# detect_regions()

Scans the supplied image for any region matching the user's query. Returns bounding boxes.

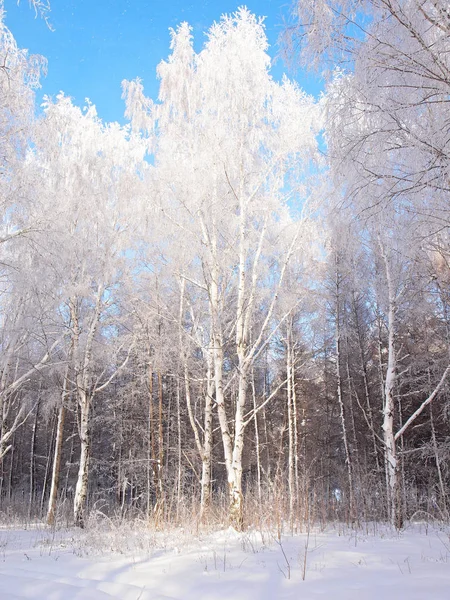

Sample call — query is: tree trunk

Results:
[176,379,182,520]
[229,363,247,530]
[47,403,66,525]
[287,323,296,531]
[430,401,447,516]
[155,371,164,523]
[210,263,234,521]
[147,364,154,518]
[381,249,402,529]
[200,356,214,518]
[74,395,90,527]
[40,413,56,515]
[72,287,103,527]
[251,372,262,505]
[352,292,380,471]
[28,396,40,519]
[47,361,71,525]
[334,260,354,519]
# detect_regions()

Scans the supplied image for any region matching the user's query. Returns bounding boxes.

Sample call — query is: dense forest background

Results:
[0,0,449,531]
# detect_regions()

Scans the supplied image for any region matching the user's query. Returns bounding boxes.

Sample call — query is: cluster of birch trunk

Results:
[0,4,449,530]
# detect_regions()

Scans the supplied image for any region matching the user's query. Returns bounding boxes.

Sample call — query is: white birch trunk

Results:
[430,402,447,516]
[28,396,40,519]
[47,334,74,525]
[292,357,300,524]
[46,390,66,525]
[200,355,214,516]
[179,277,214,519]
[209,250,233,484]
[352,293,380,471]
[287,323,296,531]
[74,394,90,527]
[251,372,262,504]
[380,247,401,529]
[229,363,247,529]
[73,287,102,527]
[71,286,132,527]
[228,188,251,530]
[334,261,354,519]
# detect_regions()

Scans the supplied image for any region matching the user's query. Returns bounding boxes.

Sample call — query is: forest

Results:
[0,0,449,536]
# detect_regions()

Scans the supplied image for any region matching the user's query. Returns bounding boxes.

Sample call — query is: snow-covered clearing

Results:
[0,522,449,599]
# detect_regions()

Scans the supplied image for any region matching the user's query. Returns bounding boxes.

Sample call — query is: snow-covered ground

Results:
[0,521,449,599]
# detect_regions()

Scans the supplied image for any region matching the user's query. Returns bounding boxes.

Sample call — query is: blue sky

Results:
[4,0,322,124]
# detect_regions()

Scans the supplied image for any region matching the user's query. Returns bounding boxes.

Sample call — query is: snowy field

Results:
[0,521,449,599]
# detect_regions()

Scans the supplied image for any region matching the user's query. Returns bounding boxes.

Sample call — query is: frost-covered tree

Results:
[0,5,46,248]
[287,0,450,526]
[123,7,320,528]
[0,5,55,474]
[289,0,450,222]
[26,94,146,526]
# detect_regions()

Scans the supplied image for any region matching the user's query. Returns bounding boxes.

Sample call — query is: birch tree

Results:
[0,214,64,470]
[287,0,450,525]
[0,6,46,248]
[28,94,145,526]
[289,0,450,228]
[123,7,319,528]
